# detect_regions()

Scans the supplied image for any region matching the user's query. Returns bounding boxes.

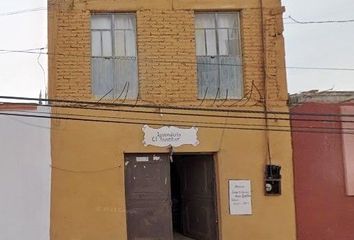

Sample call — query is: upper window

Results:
[195,12,243,99]
[91,14,138,99]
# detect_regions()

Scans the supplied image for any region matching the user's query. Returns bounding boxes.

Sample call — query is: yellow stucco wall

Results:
[48,0,296,239]
[50,107,295,240]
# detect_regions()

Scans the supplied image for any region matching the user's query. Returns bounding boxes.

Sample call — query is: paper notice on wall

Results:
[229,180,252,215]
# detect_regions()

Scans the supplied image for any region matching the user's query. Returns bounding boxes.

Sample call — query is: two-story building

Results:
[48,0,296,239]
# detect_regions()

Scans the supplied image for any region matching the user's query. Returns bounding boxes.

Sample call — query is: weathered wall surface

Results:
[50,106,296,240]
[48,0,288,105]
[291,103,354,240]
[48,0,295,239]
[0,105,51,240]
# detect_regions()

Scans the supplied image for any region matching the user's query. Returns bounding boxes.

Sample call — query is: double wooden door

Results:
[124,154,218,240]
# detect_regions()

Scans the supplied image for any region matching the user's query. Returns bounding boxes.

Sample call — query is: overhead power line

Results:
[30,101,354,125]
[0,7,46,17]
[285,16,354,25]
[11,108,354,133]
[1,48,354,72]
[2,96,354,131]
[1,110,354,135]
[3,95,354,119]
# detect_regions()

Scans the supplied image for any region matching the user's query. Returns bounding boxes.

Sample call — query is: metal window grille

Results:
[91,13,138,99]
[195,12,243,99]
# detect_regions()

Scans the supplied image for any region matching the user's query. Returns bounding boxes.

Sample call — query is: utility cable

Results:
[13,108,354,133]
[1,48,354,72]
[2,95,354,119]
[0,7,46,17]
[33,102,354,125]
[286,16,354,25]
[1,107,354,135]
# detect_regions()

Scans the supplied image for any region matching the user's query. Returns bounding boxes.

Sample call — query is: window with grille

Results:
[195,12,243,99]
[91,13,138,99]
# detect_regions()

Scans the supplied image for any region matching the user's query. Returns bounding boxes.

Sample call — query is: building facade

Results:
[290,91,354,240]
[48,0,296,239]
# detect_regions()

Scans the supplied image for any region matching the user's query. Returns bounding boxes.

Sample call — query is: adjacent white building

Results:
[0,104,51,240]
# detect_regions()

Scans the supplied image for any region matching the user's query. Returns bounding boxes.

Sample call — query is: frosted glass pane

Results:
[125,31,136,57]
[228,30,240,56]
[114,15,135,30]
[195,14,215,28]
[206,29,216,56]
[218,29,229,55]
[115,30,125,56]
[217,13,237,28]
[114,59,138,99]
[91,15,111,29]
[195,30,206,56]
[102,31,112,57]
[91,31,101,56]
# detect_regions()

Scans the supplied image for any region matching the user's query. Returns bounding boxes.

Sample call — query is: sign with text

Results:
[142,125,199,147]
[229,180,252,215]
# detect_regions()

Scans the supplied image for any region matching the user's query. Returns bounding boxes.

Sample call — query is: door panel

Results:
[179,155,218,240]
[125,154,173,240]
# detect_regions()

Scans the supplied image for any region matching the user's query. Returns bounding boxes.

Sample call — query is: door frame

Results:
[172,152,221,240]
[123,152,221,240]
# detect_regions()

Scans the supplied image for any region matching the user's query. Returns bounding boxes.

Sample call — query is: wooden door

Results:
[125,153,173,240]
[179,155,218,240]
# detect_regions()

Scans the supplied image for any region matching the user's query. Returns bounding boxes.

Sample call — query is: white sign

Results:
[142,125,199,147]
[229,180,252,215]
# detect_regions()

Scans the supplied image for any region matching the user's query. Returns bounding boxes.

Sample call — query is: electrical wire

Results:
[0,7,46,17]
[1,48,354,72]
[286,16,354,25]
[35,102,354,125]
[13,108,354,133]
[2,105,354,135]
[2,95,354,119]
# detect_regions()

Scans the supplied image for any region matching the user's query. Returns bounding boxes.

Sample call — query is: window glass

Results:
[91,15,111,30]
[218,29,229,56]
[228,29,239,56]
[101,31,112,57]
[114,14,135,30]
[205,29,217,56]
[217,14,236,28]
[195,14,215,28]
[91,14,138,99]
[125,31,136,57]
[114,30,125,56]
[195,12,243,99]
[195,30,206,56]
[91,31,101,56]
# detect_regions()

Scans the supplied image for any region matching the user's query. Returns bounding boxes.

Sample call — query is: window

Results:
[91,14,138,99]
[195,12,243,99]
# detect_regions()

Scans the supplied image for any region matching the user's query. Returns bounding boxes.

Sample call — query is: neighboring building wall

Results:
[291,102,354,240]
[0,105,51,240]
[340,105,354,196]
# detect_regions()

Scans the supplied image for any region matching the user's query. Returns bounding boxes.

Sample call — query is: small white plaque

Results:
[229,180,252,215]
[142,125,199,147]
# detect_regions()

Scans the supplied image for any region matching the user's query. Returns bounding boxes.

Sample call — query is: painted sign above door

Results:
[142,125,199,147]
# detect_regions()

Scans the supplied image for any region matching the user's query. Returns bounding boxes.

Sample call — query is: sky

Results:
[0,0,353,99]
[283,0,354,93]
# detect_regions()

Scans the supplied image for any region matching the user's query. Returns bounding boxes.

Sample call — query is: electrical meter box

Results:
[265,164,281,195]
